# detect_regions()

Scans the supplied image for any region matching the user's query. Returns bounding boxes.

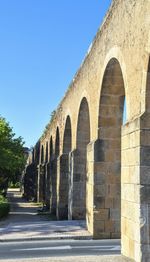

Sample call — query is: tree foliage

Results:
[0,117,26,193]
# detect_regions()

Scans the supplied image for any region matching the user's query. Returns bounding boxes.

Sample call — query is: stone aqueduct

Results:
[24,0,150,261]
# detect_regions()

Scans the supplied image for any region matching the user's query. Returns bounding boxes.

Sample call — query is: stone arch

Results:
[45,141,50,209]
[63,116,72,154]
[51,127,60,215]
[49,135,53,211]
[74,97,90,219]
[57,115,72,219]
[38,144,45,203]
[50,136,53,160]
[45,141,48,163]
[55,127,60,157]
[41,145,44,164]
[95,57,125,238]
[35,141,40,165]
[98,47,129,123]
[77,97,90,150]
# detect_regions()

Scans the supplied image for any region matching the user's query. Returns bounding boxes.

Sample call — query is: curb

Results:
[0,235,92,243]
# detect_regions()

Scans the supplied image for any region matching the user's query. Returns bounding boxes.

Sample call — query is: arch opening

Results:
[41,145,44,164]
[35,142,40,165]
[55,127,60,157]
[45,141,49,209]
[57,116,72,220]
[45,142,48,163]
[63,116,72,154]
[97,58,125,238]
[50,136,53,161]
[75,97,90,219]
[49,136,54,213]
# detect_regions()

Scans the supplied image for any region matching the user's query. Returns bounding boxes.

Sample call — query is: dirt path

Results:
[0,189,49,226]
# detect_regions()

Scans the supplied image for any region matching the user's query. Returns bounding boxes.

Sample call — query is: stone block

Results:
[140,185,150,204]
[104,220,115,232]
[121,118,140,137]
[94,196,105,208]
[121,135,130,150]
[140,166,150,184]
[105,197,114,208]
[94,221,105,232]
[140,146,150,166]
[94,185,106,197]
[94,172,106,184]
[121,166,140,184]
[105,149,116,162]
[121,200,140,223]
[113,197,121,208]
[93,232,110,239]
[106,183,121,197]
[94,209,109,220]
[122,183,136,202]
[110,208,120,220]
[122,147,140,166]
[113,220,120,233]
[141,129,150,146]
[99,117,118,127]
[98,127,121,140]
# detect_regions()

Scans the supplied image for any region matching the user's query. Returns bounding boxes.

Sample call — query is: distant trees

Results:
[0,116,26,195]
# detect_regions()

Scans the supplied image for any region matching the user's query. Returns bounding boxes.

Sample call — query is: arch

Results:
[97,57,125,238]
[98,58,125,129]
[50,136,53,160]
[35,141,40,164]
[63,116,72,154]
[74,97,90,219]
[98,47,128,122]
[57,115,72,220]
[45,141,48,163]
[41,145,44,164]
[77,97,90,150]
[55,127,60,157]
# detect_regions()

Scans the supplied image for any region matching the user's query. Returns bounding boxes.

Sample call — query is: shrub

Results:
[0,195,10,219]
[9,181,20,188]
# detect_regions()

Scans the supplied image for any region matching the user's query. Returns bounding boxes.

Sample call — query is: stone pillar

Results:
[68,152,73,220]
[121,114,150,262]
[49,160,53,212]
[45,162,50,209]
[86,142,94,234]
[23,163,38,201]
[87,139,121,239]
[37,164,45,203]
[50,158,57,215]
[56,154,69,220]
[68,149,86,220]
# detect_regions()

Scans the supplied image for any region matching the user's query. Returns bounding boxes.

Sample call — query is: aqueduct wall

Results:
[24,0,150,261]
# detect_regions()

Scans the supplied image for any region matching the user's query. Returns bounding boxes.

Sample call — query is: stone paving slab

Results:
[0,220,91,242]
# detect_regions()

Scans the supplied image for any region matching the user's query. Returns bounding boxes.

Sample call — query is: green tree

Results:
[0,116,26,194]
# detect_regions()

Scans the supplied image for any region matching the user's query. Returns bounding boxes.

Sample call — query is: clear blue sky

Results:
[0,0,112,148]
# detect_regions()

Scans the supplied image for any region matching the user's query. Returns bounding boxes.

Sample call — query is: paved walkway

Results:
[0,190,133,262]
[0,189,91,241]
